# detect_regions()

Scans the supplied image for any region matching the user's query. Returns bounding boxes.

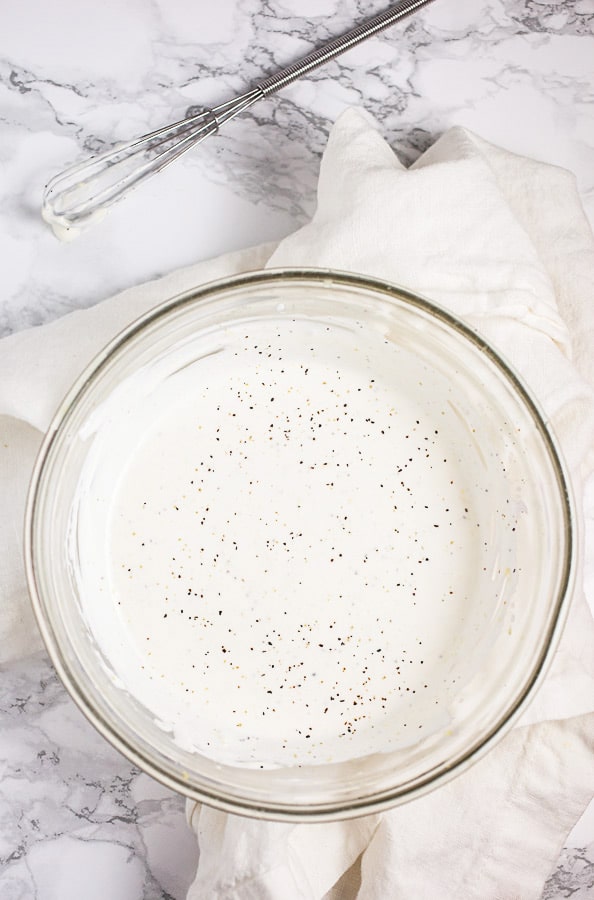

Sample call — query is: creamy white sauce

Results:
[42,188,107,241]
[72,315,516,767]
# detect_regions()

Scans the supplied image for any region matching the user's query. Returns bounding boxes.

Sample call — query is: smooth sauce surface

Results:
[75,316,495,766]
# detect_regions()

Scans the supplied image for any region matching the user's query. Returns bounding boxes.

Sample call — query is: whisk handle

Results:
[256,0,435,96]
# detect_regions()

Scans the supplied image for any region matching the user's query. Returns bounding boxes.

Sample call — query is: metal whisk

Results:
[42,0,435,237]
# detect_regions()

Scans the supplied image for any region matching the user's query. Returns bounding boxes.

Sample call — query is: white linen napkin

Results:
[1,109,594,899]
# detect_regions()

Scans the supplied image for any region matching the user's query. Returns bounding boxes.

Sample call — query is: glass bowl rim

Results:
[24,267,575,821]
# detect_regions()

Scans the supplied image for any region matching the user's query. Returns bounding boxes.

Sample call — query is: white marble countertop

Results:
[1,1,593,897]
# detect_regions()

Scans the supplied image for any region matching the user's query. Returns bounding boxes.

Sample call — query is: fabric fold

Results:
[1,108,593,899]
[188,109,594,899]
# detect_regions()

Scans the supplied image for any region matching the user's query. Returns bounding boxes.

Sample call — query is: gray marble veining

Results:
[1,1,593,897]
[1,0,593,339]
[0,654,197,899]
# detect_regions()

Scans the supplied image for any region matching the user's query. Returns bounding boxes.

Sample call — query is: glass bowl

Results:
[25,269,574,821]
